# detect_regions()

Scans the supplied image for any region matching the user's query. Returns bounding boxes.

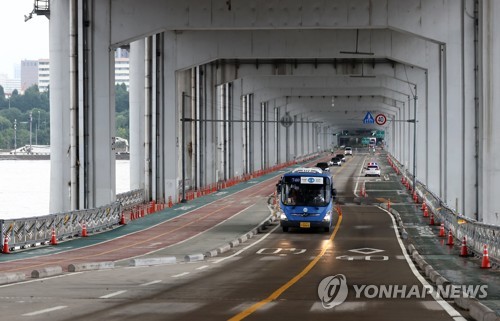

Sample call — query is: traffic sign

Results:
[375,114,387,125]
[363,112,375,124]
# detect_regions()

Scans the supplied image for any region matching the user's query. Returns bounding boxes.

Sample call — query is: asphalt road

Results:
[0,152,470,321]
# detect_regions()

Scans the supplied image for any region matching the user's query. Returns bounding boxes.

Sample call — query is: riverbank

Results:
[0,153,130,160]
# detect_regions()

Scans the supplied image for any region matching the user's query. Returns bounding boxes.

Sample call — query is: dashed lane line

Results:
[22,306,67,316]
[99,290,127,299]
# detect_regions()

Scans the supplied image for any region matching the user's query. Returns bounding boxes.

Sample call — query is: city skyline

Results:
[0,0,49,78]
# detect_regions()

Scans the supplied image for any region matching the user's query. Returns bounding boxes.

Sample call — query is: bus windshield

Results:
[281,176,332,207]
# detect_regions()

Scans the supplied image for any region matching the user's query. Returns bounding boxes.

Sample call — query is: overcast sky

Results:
[0,0,49,77]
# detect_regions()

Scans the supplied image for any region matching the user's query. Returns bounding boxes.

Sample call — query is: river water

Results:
[0,160,130,220]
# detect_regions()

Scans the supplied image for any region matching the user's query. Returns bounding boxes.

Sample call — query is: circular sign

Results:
[375,114,387,125]
[280,113,294,128]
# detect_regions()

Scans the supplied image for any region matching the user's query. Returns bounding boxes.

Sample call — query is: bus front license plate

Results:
[300,222,311,228]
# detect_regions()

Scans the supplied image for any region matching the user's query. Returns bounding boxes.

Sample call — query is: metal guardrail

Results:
[1,189,146,251]
[387,154,500,262]
[117,189,146,210]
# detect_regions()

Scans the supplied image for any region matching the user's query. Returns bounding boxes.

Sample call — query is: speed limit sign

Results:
[375,114,387,125]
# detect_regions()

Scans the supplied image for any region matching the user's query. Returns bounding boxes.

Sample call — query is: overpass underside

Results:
[48,0,500,225]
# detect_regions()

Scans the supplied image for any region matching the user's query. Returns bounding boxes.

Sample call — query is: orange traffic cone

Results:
[120,212,127,225]
[459,237,468,257]
[387,199,391,211]
[481,245,491,269]
[50,228,58,245]
[438,223,445,237]
[429,213,435,226]
[168,196,173,208]
[81,221,88,237]
[423,208,429,218]
[446,230,454,246]
[2,235,10,254]
[421,202,427,211]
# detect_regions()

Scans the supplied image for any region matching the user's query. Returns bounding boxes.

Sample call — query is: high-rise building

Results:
[115,57,129,89]
[36,49,130,92]
[38,59,50,92]
[21,60,39,91]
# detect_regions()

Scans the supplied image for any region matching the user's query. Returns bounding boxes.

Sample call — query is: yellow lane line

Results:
[227,212,343,321]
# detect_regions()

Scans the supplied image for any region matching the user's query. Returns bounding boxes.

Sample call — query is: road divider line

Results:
[379,206,464,319]
[227,215,343,321]
[139,280,162,286]
[22,306,67,316]
[172,272,190,278]
[100,290,127,299]
[213,224,280,264]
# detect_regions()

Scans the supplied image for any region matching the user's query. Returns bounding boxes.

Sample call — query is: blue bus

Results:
[277,167,337,232]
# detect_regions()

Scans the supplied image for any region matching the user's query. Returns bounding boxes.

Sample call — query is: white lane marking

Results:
[354,156,368,197]
[196,265,209,270]
[378,205,464,318]
[172,272,190,278]
[134,204,256,258]
[140,280,162,286]
[212,224,280,264]
[311,301,370,312]
[22,306,67,316]
[100,290,127,299]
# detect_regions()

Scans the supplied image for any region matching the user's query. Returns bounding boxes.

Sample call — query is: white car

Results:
[365,165,381,177]
[344,147,353,156]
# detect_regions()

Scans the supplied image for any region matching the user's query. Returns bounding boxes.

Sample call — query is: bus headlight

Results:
[279,210,288,221]
[323,210,332,222]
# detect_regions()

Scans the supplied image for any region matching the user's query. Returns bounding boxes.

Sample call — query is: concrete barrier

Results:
[238,234,248,243]
[229,239,240,248]
[217,244,231,254]
[184,254,204,262]
[0,272,26,285]
[129,256,176,267]
[31,266,63,278]
[469,299,500,321]
[205,249,218,258]
[68,261,115,272]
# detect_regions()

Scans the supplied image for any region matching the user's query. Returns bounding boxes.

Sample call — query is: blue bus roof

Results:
[283,167,332,177]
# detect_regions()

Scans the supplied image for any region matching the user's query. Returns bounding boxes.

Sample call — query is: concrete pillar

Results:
[49,0,71,213]
[164,31,179,201]
[479,0,500,224]
[129,39,145,191]
[204,64,216,184]
[92,0,115,206]
[232,79,243,177]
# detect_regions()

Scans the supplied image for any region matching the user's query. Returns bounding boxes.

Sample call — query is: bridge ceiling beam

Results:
[111,0,451,44]
[164,29,436,71]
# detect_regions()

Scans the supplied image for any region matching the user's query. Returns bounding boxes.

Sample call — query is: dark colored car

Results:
[315,162,330,171]
[335,154,346,162]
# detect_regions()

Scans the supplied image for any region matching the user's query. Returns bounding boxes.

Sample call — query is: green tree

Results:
[115,83,129,113]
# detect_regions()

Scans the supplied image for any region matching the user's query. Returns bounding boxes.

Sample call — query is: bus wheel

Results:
[282,226,289,232]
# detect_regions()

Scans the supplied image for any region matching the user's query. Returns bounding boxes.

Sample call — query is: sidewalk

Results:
[364,151,500,318]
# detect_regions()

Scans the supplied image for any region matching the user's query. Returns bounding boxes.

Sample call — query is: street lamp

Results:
[14,119,17,155]
[29,111,33,153]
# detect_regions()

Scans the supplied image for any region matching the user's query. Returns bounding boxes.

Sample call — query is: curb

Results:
[31,266,63,278]
[129,256,176,267]
[0,272,26,285]
[68,261,115,272]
